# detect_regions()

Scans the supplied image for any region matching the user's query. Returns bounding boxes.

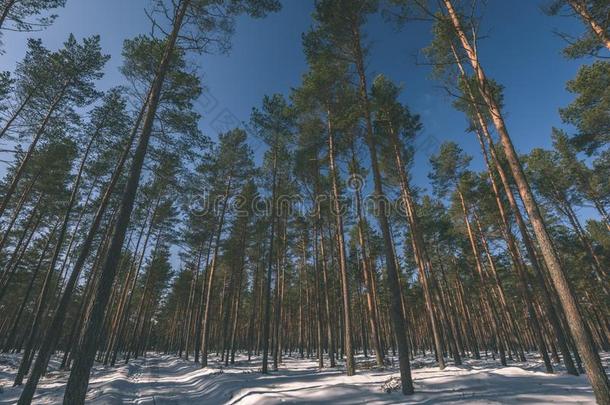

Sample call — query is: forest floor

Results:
[0,351,607,404]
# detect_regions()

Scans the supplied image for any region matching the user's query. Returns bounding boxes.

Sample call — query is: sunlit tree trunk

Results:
[350,144,384,367]
[201,178,232,367]
[442,1,610,400]
[312,220,325,368]
[327,108,355,375]
[567,0,610,51]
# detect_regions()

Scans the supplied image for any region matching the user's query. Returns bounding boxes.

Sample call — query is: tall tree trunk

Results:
[387,124,450,368]
[222,224,248,365]
[457,189,508,367]
[262,142,278,374]
[110,201,158,365]
[62,2,190,402]
[0,200,41,300]
[272,223,286,370]
[473,213,525,362]
[351,22,413,394]
[350,145,384,367]
[246,246,263,361]
[229,265,245,364]
[298,237,305,359]
[60,211,118,370]
[200,177,233,367]
[126,233,163,362]
[312,224,325,368]
[461,75,579,374]
[327,108,355,375]
[194,232,215,362]
[442,2,610,400]
[183,239,205,360]
[315,189,336,367]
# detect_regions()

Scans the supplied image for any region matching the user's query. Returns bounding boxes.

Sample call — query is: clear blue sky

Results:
[0,0,587,196]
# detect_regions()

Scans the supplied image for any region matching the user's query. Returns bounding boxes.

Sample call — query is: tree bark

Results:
[350,145,384,367]
[200,176,233,367]
[0,0,17,31]
[568,0,610,52]
[0,91,33,139]
[442,1,610,401]
[351,22,413,394]
[327,108,355,375]
[61,2,190,402]
[261,143,278,374]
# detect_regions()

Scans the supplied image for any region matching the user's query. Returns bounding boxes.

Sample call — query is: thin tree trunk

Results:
[126,233,163,362]
[108,202,157,366]
[0,83,68,221]
[317,209,336,368]
[312,223,324,368]
[457,189,508,367]
[350,149,383,367]
[194,233,214,362]
[183,239,205,360]
[0,171,40,256]
[386,123,450,368]
[0,202,41,301]
[326,108,355,376]
[261,143,278,374]
[352,22,413,393]
[0,91,33,139]
[470,107,579,375]
[200,177,233,367]
[246,246,263,361]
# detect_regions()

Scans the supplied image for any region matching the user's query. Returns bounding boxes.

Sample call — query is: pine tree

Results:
[0,0,66,40]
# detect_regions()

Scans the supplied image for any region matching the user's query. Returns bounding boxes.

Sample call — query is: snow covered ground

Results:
[0,352,607,404]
